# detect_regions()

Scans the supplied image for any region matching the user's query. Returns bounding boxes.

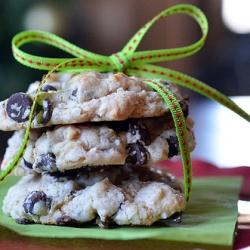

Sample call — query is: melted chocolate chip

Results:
[16,218,33,224]
[71,88,78,96]
[6,92,32,122]
[56,216,79,226]
[128,120,151,146]
[23,158,33,169]
[23,191,51,215]
[69,190,77,197]
[125,141,149,165]
[168,211,183,223]
[128,120,139,135]
[179,100,189,117]
[167,135,180,157]
[34,152,58,173]
[97,216,112,229]
[35,99,53,125]
[42,99,52,124]
[41,85,57,92]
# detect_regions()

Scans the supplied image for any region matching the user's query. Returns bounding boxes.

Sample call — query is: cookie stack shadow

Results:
[0,71,196,228]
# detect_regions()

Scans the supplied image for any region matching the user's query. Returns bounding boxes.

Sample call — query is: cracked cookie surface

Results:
[2,164,186,227]
[0,70,185,131]
[1,115,195,174]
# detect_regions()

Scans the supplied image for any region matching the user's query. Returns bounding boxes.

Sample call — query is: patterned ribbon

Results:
[1,4,250,202]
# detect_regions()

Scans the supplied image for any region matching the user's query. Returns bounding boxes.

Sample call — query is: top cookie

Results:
[0,70,184,131]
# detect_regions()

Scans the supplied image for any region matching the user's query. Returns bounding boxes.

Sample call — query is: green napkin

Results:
[0,176,242,247]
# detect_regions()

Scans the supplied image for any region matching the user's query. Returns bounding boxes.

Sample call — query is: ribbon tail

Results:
[127,65,250,124]
[12,30,111,71]
[142,79,192,201]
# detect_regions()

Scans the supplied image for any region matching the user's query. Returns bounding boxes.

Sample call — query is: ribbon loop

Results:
[121,4,208,64]
[12,4,208,73]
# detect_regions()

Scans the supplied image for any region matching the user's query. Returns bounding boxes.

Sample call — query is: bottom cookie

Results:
[2,164,186,228]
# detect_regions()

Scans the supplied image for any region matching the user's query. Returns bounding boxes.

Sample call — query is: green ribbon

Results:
[1,4,250,203]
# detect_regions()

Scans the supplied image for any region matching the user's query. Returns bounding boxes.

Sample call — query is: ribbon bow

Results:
[1,4,250,203]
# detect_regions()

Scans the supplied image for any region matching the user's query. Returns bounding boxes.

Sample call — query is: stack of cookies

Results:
[0,70,196,228]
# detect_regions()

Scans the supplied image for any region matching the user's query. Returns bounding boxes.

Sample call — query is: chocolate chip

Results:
[56,216,79,226]
[125,141,149,165]
[128,120,151,146]
[23,158,33,169]
[179,100,189,117]
[23,191,51,215]
[16,218,33,224]
[41,99,52,124]
[97,216,112,229]
[71,88,78,96]
[168,211,183,223]
[128,120,138,135]
[6,92,32,122]
[167,135,180,157]
[69,190,77,197]
[35,99,53,125]
[41,85,57,92]
[34,152,58,173]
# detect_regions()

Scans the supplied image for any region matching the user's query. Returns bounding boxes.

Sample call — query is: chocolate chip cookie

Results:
[2,164,186,228]
[1,115,195,174]
[0,71,185,131]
